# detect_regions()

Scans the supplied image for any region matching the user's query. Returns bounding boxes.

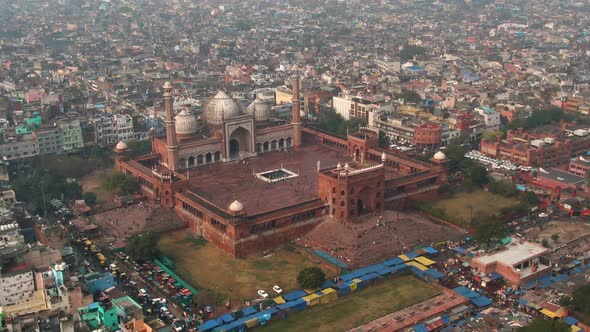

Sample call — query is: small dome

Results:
[204,91,241,126]
[433,151,447,160]
[115,141,128,151]
[175,110,198,135]
[229,200,243,212]
[246,97,271,122]
[163,81,173,89]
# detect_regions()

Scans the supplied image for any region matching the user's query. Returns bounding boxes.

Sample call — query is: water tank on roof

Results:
[574,129,588,137]
[544,137,555,144]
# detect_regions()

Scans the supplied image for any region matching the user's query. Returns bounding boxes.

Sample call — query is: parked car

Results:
[139,288,147,297]
[257,289,269,298]
[272,285,283,294]
[538,213,549,218]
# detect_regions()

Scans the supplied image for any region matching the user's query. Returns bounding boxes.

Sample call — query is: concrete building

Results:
[0,135,39,161]
[475,107,501,131]
[0,266,35,306]
[373,58,401,73]
[471,240,551,287]
[333,94,352,120]
[93,113,135,146]
[58,119,84,151]
[33,127,64,155]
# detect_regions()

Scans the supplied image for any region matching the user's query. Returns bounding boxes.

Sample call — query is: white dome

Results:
[246,97,271,122]
[229,200,243,212]
[175,110,198,135]
[205,91,241,126]
[115,141,128,151]
[433,151,447,160]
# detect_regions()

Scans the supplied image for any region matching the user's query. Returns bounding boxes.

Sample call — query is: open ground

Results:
[80,169,117,209]
[430,190,518,226]
[158,231,337,302]
[524,221,590,249]
[258,274,441,332]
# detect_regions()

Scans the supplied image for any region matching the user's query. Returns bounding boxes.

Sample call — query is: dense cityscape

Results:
[0,0,590,331]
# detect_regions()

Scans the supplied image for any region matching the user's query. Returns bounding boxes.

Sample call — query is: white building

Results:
[0,269,36,306]
[475,107,501,131]
[93,114,135,146]
[332,95,352,120]
[373,59,401,73]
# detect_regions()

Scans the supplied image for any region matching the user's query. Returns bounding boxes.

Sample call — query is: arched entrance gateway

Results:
[228,127,252,160]
[357,187,373,216]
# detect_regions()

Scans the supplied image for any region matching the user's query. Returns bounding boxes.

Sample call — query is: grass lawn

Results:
[430,190,518,227]
[158,231,336,301]
[258,274,441,332]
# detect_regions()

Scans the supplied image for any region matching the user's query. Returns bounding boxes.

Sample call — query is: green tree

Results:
[443,143,468,172]
[571,285,590,315]
[473,215,504,245]
[517,318,570,332]
[551,233,560,243]
[297,267,326,290]
[395,88,423,104]
[103,171,126,192]
[126,232,159,262]
[400,44,427,61]
[83,192,97,206]
[127,140,152,157]
[469,165,489,187]
[482,130,503,142]
[541,239,549,248]
[521,191,540,207]
[120,176,140,194]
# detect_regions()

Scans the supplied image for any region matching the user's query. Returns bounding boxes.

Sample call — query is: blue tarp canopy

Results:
[283,290,308,301]
[518,298,528,305]
[377,266,396,276]
[413,323,428,332]
[277,299,306,310]
[572,260,581,266]
[314,250,348,268]
[564,316,579,326]
[198,319,221,331]
[241,306,257,316]
[405,251,419,259]
[214,320,245,331]
[424,246,438,254]
[425,269,444,279]
[320,279,335,289]
[453,247,466,254]
[383,257,405,266]
[219,313,235,323]
[359,272,380,282]
[471,296,493,307]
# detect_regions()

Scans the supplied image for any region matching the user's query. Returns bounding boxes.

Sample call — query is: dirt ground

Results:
[79,169,117,209]
[524,221,590,248]
[158,231,337,302]
[431,190,518,226]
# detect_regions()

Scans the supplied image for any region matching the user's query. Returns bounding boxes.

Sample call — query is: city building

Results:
[0,135,39,161]
[471,240,551,287]
[0,264,35,306]
[116,80,449,257]
[92,113,135,146]
[569,156,590,177]
[475,107,501,131]
[58,118,84,151]
[373,58,401,73]
[33,127,64,155]
[481,123,590,167]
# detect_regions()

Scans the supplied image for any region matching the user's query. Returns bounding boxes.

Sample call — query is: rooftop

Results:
[539,168,585,185]
[475,240,549,267]
[185,144,352,216]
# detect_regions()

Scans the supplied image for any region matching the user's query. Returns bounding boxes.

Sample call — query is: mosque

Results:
[115,71,450,257]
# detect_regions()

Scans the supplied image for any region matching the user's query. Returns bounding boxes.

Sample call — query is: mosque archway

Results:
[229,127,252,160]
[271,140,278,150]
[206,152,212,163]
[279,138,285,149]
[286,137,292,147]
[188,156,195,167]
[357,187,372,216]
[256,143,262,153]
[179,158,187,168]
[263,141,269,152]
[214,151,221,162]
[197,154,204,165]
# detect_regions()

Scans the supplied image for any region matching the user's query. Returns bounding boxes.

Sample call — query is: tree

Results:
[400,44,426,61]
[297,267,326,290]
[444,143,468,172]
[469,165,489,187]
[395,88,422,104]
[521,191,540,207]
[473,215,504,246]
[551,233,560,243]
[571,285,590,316]
[482,130,503,142]
[127,140,152,158]
[126,232,159,262]
[517,318,570,332]
[120,177,140,195]
[83,192,97,206]
[541,239,549,248]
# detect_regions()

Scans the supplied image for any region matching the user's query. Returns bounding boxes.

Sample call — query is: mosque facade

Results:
[115,72,449,257]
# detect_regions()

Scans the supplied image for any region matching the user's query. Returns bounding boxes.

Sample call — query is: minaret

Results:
[291,67,302,148]
[163,81,179,171]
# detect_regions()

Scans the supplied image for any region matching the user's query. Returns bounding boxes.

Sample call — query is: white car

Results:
[272,285,283,294]
[139,288,147,297]
[538,213,549,218]
[257,289,269,298]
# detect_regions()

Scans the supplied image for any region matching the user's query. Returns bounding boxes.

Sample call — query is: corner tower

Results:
[163,81,179,171]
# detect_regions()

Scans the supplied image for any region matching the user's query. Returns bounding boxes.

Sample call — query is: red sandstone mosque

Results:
[115,71,450,257]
